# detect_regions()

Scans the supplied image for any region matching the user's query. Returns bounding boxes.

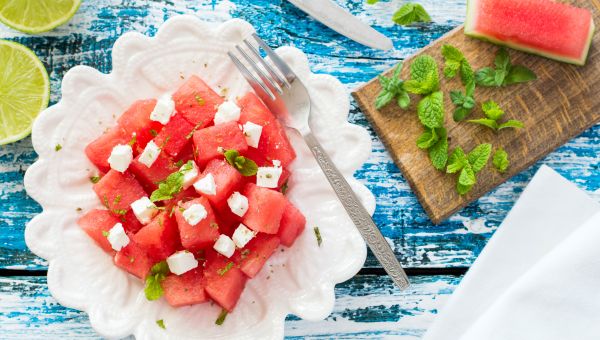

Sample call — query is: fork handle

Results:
[303,133,410,290]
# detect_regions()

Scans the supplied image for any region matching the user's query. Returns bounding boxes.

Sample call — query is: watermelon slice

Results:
[174,197,220,251]
[77,209,120,253]
[204,250,247,312]
[133,212,181,261]
[277,201,306,247]
[242,183,287,234]
[114,240,154,279]
[117,99,163,149]
[234,234,280,278]
[465,0,595,65]
[93,170,146,216]
[161,268,208,307]
[172,76,224,127]
[192,121,248,167]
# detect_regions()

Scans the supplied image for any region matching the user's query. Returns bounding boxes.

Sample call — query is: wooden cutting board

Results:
[352,0,600,224]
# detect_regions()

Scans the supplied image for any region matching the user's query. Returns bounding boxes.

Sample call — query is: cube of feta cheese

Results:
[130,196,158,225]
[256,166,283,188]
[150,93,175,125]
[182,203,208,226]
[166,251,198,275]
[193,173,217,196]
[232,224,255,248]
[213,101,241,125]
[108,144,133,173]
[227,192,249,217]
[138,141,161,168]
[242,121,263,148]
[213,234,235,258]
[107,223,130,251]
[180,161,199,189]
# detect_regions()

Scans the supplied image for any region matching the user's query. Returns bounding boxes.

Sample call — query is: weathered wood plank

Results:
[0,0,598,270]
[0,274,459,339]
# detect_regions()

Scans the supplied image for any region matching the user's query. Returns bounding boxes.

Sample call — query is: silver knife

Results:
[286,0,394,51]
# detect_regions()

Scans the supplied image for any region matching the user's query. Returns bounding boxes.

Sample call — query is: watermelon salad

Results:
[78,75,307,317]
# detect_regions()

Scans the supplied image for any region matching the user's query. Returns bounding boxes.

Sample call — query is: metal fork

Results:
[228,34,410,290]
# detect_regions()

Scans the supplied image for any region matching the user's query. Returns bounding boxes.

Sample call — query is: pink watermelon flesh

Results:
[129,152,179,191]
[93,170,147,216]
[174,197,220,252]
[204,250,247,312]
[120,210,145,234]
[172,75,224,127]
[77,209,120,254]
[192,121,248,167]
[114,240,154,279]
[242,183,287,234]
[161,268,208,307]
[234,233,280,278]
[85,126,130,173]
[237,93,296,167]
[465,0,594,65]
[197,159,243,208]
[153,114,195,158]
[277,201,306,247]
[117,99,163,149]
[133,212,181,262]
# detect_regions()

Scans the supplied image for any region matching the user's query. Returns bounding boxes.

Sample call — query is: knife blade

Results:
[286,0,394,51]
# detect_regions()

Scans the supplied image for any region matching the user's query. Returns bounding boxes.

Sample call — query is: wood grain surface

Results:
[353,0,600,224]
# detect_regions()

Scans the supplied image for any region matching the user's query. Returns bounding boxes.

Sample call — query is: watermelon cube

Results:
[164,187,198,213]
[242,183,287,234]
[129,152,179,191]
[117,99,163,149]
[77,209,120,253]
[238,93,296,167]
[192,121,248,167]
[204,250,247,312]
[235,234,280,278]
[120,210,145,234]
[114,240,154,279]
[196,159,243,208]
[85,126,130,173]
[174,197,220,251]
[161,268,208,307]
[152,114,195,158]
[133,212,181,261]
[172,76,224,127]
[93,170,147,216]
[277,201,306,247]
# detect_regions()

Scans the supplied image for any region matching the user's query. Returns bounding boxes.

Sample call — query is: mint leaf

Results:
[375,63,410,110]
[446,147,467,174]
[366,0,379,3]
[459,60,475,86]
[156,319,166,330]
[224,149,259,176]
[493,148,510,173]
[392,3,431,26]
[416,127,439,149]
[498,120,524,130]
[505,65,537,85]
[475,67,497,87]
[417,91,444,129]
[450,83,476,121]
[476,48,536,87]
[397,91,411,109]
[144,261,170,301]
[150,162,194,202]
[441,44,463,78]
[429,127,448,170]
[481,100,505,121]
[468,118,499,130]
[457,182,474,195]
[375,89,395,109]
[458,163,476,186]
[467,143,492,173]
[405,55,439,95]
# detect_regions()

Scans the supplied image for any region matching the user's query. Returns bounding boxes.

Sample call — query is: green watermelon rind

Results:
[464,0,595,66]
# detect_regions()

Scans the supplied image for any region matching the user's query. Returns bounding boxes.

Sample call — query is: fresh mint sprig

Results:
[446,144,492,195]
[224,149,258,176]
[375,63,410,110]
[450,81,476,121]
[392,3,432,26]
[475,48,536,87]
[441,44,474,85]
[144,261,170,301]
[468,100,524,132]
[150,161,194,202]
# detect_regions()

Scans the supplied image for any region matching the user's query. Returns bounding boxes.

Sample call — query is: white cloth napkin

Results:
[423,165,600,340]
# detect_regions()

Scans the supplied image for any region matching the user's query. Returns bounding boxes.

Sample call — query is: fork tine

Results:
[243,39,288,92]
[236,45,284,95]
[251,33,296,85]
[227,51,276,101]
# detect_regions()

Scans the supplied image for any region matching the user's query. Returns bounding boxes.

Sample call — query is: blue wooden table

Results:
[1,0,598,338]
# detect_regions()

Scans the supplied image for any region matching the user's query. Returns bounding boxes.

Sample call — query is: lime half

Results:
[0,40,50,145]
[0,0,81,34]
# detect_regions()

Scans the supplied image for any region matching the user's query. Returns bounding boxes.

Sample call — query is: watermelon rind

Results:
[464,0,595,66]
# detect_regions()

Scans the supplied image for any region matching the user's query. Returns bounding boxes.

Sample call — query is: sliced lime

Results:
[0,0,81,34]
[0,40,50,145]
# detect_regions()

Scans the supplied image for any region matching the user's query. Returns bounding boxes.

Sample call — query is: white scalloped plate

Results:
[24,16,374,340]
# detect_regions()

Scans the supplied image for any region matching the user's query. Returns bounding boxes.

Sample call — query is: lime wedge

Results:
[0,0,81,34]
[0,40,50,145]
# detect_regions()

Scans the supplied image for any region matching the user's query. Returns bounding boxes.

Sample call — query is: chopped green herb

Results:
[223,149,258,176]
[113,209,127,216]
[156,319,166,330]
[493,148,510,173]
[280,181,289,195]
[113,194,122,205]
[89,176,101,184]
[475,48,536,87]
[392,3,431,26]
[215,309,228,326]
[144,261,170,301]
[186,122,203,140]
[174,159,184,168]
[150,129,158,137]
[374,63,410,110]
[102,230,109,237]
[54,144,62,151]
[313,227,322,247]
[241,249,251,260]
[195,94,205,106]
[128,134,137,146]
[217,262,234,276]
